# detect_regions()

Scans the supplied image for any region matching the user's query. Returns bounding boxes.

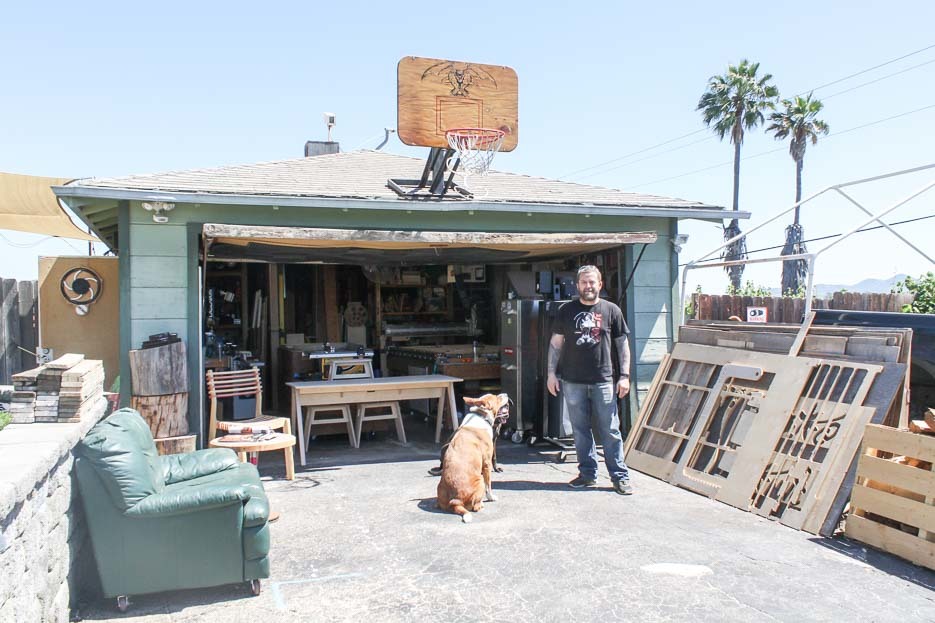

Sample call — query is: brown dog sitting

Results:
[428,397,510,476]
[436,393,509,523]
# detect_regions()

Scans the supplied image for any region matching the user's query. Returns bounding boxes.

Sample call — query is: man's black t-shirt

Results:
[555,298,629,384]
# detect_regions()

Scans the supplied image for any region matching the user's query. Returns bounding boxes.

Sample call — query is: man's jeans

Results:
[563,381,630,482]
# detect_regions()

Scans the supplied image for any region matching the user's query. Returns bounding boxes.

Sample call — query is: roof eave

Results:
[53,185,747,221]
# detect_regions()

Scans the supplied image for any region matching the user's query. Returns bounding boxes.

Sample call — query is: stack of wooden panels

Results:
[845,424,934,570]
[679,321,912,427]
[35,359,70,423]
[625,323,909,537]
[7,354,108,425]
[908,408,935,435]
[57,359,106,423]
[10,367,40,424]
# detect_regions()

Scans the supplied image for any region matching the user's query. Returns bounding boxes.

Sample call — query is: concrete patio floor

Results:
[74,419,935,622]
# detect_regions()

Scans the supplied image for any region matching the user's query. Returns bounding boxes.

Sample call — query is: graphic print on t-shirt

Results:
[574,311,603,345]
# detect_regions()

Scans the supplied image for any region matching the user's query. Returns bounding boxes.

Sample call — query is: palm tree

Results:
[767,93,829,295]
[697,59,779,290]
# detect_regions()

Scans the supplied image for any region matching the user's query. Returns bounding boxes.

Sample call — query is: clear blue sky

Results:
[2,1,934,293]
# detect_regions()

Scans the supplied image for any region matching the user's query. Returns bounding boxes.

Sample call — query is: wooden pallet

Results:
[845,424,935,571]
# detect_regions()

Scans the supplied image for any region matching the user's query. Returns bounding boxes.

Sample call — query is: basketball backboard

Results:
[397,56,518,152]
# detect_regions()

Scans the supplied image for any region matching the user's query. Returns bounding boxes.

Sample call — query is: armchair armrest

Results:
[126,485,250,518]
[161,448,240,485]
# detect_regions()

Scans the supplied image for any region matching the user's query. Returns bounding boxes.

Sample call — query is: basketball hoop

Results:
[445,128,505,177]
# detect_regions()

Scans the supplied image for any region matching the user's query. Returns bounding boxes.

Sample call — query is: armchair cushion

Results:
[77,408,166,511]
[160,448,241,485]
[125,484,250,517]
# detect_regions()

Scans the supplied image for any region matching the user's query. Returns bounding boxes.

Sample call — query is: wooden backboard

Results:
[397,56,518,151]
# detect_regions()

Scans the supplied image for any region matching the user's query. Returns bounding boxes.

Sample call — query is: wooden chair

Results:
[206,369,291,442]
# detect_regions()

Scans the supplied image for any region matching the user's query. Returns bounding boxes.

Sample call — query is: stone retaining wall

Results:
[0,405,106,622]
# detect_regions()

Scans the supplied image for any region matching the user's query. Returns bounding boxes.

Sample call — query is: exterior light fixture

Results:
[141,201,176,223]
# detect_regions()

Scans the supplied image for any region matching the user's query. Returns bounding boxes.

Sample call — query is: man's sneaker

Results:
[613,479,634,495]
[569,475,597,488]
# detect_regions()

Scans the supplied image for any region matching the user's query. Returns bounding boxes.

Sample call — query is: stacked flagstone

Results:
[7,354,107,424]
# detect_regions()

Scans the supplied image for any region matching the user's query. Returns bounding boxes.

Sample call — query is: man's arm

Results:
[546,334,564,397]
[612,306,631,398]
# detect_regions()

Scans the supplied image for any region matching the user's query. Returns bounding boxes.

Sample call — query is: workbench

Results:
[385,344,501,381]
[286,374,463,465]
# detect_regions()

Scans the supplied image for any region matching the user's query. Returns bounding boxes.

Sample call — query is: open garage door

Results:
[202,224,657,264]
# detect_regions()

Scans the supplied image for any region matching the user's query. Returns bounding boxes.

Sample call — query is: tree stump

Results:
[131,392,189,437]
[154,434,197,455]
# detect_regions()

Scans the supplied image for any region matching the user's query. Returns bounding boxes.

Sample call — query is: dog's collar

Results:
[462,409,495,428]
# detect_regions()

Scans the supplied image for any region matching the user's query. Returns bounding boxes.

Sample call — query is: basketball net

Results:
[445,128,505,187]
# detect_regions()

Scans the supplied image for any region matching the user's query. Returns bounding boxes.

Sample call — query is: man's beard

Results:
[580,289,599,303]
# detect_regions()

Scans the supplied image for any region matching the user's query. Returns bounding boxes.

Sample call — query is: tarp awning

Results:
[203,224,658,265]
[0,173,99,241]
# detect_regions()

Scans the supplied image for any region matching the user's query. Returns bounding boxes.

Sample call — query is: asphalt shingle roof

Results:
[73,150,721,210]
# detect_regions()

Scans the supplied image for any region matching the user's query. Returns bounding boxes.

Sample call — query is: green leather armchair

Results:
[75,408,271,611]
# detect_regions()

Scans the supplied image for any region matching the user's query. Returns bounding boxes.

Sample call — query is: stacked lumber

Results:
[6,354,107,425]
[10,367,41,423]
[625,318,911,537]
[907,408,935,435]
[845,424,935,571]
[57,359,106,423]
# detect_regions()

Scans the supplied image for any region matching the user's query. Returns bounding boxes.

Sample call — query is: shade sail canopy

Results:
[0,173,98,241]
[202,224,658,265]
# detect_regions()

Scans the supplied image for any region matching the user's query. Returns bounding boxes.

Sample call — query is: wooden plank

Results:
[857,454,935,498]
[909,419,934,434]
[788,311,816,356]
[322,265,341,342]
[204,223,658,247]
[46,353,85,369]
[845,514,935,571]
[624,353,670,456]
[624,449,679,482]
[801,335,848,356]
[798,405,877,534]
[0,279,15,383]
[17,280,37,373]
[850,484,935,533]
[862,424,935,462]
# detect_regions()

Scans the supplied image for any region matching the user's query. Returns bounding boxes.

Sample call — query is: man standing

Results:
[546,265,633,495]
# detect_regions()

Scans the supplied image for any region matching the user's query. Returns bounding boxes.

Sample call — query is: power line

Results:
[626,103,935,190]
[800,43,935,95]
[560,43,935,182]
[821,57,935,101]
[574,135,714,182]
[680,212,935,267]
[574,54,935,183]
[559,128,707,179]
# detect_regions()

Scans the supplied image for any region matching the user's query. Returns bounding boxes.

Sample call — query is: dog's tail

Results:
[449,499,472,523]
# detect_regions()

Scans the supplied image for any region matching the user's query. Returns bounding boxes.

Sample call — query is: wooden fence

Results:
[688,291,915,323]
[0,278,39,384]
